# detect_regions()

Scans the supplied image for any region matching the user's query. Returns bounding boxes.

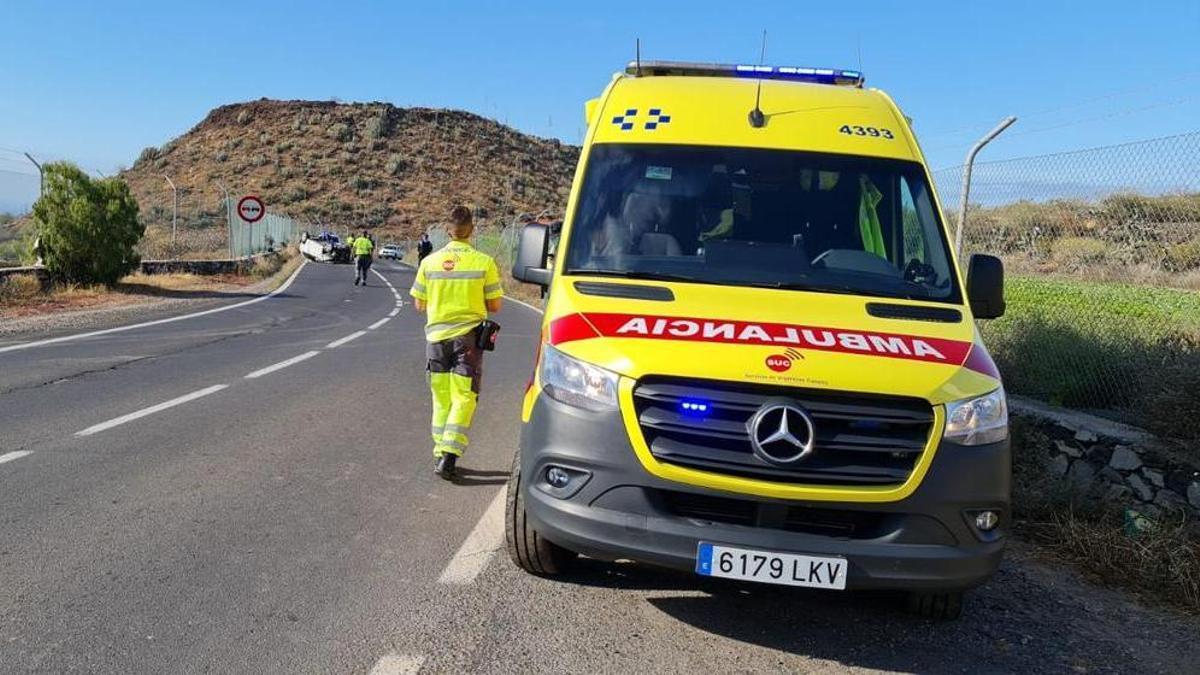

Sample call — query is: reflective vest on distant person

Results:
[410,241,503,342]
[353,237,374,256]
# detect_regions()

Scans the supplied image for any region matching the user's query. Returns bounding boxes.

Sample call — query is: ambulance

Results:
[505,61,1008,619]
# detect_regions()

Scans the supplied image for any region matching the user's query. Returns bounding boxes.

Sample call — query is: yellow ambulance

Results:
[505,61,1008,619]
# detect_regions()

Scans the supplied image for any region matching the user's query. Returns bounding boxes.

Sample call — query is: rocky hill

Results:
[121,99,579,252]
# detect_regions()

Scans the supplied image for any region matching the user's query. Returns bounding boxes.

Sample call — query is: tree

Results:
[32,162,143,285]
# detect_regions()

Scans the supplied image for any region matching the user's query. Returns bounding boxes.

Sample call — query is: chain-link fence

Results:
[421,214,538,304]
[138,194,305,260]
[224,200,304,259]
[933,131,1200,440]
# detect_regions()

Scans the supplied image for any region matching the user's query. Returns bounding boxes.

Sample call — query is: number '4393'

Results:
[839,124,894,139]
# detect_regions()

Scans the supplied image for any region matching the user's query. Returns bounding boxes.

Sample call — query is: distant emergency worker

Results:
[410,205,503,479]
[353,229,374,286]
[417,233,433,263]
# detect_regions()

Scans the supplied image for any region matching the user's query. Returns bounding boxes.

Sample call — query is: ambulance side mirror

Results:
[966,254,1005,319]
[513,223,552,287]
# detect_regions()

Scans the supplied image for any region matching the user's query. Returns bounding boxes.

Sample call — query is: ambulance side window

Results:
[900,178,926,264]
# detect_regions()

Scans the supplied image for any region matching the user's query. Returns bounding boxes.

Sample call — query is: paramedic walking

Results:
[353,229,374,286]
[410,205,504,479]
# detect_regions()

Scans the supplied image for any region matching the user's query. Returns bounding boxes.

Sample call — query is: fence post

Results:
[955,116,1017,256]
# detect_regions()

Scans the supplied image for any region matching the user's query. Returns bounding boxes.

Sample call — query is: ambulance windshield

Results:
[563,144,961,304]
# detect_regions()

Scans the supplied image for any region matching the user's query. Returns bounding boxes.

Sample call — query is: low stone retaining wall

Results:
[1012,397,1200,518]
[137,253,275,276]
[0,253,274,282]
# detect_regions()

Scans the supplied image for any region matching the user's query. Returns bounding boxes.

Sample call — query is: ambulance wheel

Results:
[505,452,576,576]
[905,590,964,621]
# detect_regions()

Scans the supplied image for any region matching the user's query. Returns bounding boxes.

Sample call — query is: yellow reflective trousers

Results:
[427,331,483,458]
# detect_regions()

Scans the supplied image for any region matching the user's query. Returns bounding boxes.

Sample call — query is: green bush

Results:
[328,123,352,142]
[385,155,406,176]
[1164,240,1200,272]
[32,162,143,285]
[1050,236,1108,270]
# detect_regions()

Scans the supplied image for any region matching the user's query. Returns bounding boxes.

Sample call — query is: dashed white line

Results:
[0,451,34,465]
[326,331,367,349]
[0,260,308,355]
[244,350,320,379]
[368,317,390,330]
[369,652,425,675]
[437,488,507,584]
[75,384,229,437]
[387,308,400,318]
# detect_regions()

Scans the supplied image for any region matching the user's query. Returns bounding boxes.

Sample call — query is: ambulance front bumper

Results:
[519,393,1009,591]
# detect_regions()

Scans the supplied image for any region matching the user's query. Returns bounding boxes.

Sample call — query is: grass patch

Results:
[985,276,1200,442]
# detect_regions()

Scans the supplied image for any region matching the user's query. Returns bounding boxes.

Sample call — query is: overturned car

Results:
[300,232,352,263]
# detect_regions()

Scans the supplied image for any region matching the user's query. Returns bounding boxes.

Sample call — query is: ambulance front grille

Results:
[632,377,934,486]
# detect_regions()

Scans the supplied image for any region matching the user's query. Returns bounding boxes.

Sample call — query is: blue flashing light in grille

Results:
[679,400,712,417]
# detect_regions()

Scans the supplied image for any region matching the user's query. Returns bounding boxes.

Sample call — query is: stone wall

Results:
[1012,397,1200,518]
[0,253,273,282]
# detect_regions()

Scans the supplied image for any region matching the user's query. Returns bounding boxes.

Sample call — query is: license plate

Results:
[696,542,847,590]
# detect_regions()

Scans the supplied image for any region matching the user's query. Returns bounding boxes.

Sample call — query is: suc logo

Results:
[765,354,792,372]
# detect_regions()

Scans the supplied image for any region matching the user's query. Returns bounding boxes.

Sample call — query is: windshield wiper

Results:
[747,280,862,296]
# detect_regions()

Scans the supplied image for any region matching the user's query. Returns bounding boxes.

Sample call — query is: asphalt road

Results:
[1,260,1196,674]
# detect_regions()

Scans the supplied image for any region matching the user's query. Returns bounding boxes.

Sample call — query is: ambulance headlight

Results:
[540,344,619,412]
[944,388,1008,446]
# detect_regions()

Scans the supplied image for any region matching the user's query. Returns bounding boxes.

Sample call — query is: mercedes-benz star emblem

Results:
[748,401,816,465]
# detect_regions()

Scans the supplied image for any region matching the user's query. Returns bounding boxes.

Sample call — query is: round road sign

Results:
[237,195,265,223]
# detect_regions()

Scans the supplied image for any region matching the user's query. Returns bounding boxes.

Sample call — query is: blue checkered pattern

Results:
[610,108,672,131]
[644,108,672,130]
[610,108,638,131]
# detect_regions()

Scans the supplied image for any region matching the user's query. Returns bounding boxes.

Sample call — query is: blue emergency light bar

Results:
[626,60,864,87]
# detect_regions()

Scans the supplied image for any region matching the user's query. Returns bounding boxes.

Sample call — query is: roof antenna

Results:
[748,30,767,128]
[635,38,642,76]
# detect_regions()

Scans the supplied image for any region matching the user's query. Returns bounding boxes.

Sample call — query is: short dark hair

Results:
[449,204,472,227]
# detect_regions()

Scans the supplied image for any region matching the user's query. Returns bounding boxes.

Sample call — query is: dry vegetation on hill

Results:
[120,99,579,251]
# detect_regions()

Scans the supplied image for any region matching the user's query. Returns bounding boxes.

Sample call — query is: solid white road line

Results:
[244,350,320,379]
[75,384,229,437]
[504,294,544,314]
[0,451,34,465]
[369,652,425,675]
[438,488,507,584]
[0,260,308,355]
[326,331,367,349]
[368,317,390,330]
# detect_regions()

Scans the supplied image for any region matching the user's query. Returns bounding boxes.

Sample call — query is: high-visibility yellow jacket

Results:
[353,236,374,256]
[410,240,503,341]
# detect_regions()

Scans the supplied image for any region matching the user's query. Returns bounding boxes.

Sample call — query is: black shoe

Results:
[434,453,458,479]
[353,278,359,286]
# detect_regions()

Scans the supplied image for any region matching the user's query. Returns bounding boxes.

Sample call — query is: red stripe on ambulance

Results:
[548,312,973,366]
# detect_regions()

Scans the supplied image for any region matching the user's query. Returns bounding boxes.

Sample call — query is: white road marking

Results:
[244,350,320,379]
[504,295,544,314]
[368,317,390,330]
[387,308,400,318]
[438,488,507,584]
[75,384,229,437]
[0,261,308,355]
[0,451,34,465]
[326,331,367,349]
[369,652,425,675]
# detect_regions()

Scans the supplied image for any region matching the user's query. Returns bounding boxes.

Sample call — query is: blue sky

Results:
[2,0,1198,212]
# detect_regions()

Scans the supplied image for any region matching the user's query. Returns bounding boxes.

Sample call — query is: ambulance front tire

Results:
[505,452,576,576]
